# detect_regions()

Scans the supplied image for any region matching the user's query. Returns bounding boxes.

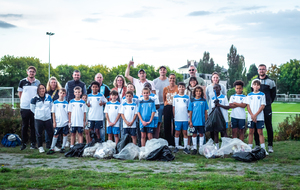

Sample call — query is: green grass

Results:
[272,102,300,112]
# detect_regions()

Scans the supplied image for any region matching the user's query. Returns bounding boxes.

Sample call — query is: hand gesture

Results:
[129,60,134,67]
[142,121,148,127]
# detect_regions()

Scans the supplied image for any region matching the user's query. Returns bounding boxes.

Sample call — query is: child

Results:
[137,87,156,147]
[211,84,230,149]
[68,86,87,148]
[87,81,107,142]
[121,82,139,104]
[81,94,91,143]
[104,90,121,144]
[188,86,208,155]
[244,80,268,155]
[229,80,247,141]
[120,91,138,144]
[172,82,190,154]
[48,88,69,154]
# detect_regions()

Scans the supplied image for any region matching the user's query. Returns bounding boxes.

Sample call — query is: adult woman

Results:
[163,73,178,146]
[30,84,54,153]
[110,75,127,102]
[46,77,62,101]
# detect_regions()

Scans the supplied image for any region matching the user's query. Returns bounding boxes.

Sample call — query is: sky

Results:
[0,0,299,72]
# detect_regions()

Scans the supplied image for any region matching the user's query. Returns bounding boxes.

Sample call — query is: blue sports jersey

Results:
[138,98,156,127]
[188,97,208,126]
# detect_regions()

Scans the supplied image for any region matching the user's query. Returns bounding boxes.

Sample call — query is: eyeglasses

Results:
[189,69,195,71]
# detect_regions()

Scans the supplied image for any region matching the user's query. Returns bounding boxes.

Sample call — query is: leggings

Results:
[35,119,54,147]
[163,105,175,146]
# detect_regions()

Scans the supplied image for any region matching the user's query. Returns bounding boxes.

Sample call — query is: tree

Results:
[267,64,280,81]
[278,59,300,94]
[197,51,215,74]
[55,64,77,87]
[246,64,258,83]
[227,45,245,88]
[214,64,227,80]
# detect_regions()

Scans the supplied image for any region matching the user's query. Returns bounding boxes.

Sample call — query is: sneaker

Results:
[60,148,65,153]
[183,148,191,154]
[268,146,274,153]
[191,149,197,155]
[54,146,61,152]
[173,147,179,153]
[264,149,269,156]
[47,149,55,155]
[20,143,26,150]
[38,147,45,153]
[65,141,70,148]
[30,143,37,149]
[187,145,191,150]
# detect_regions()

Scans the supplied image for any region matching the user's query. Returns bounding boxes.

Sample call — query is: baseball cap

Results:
[138,69,146,74]
[159,65,167,70]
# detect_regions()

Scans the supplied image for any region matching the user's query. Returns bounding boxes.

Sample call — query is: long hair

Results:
[46,77,62,92]
[113,75,127,88]
[192,85,204,99]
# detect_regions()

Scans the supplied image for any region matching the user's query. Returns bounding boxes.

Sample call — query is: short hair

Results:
[37,84,47,95]
[90,81,100,88]
[142,87,150,93]
[74,86,82,92]
[27,66,36,72]
[233,80,244,87]
[213,83,221,89]
[59,88,67,93]
[189,77,198,86]
[192,86,204,98]
[46,76,62,92]
[110,90,118,96]
[144,82,152,90]
[113,75,127,88]
[73,70,80,74]
[126,91,133,96]
[252,79,261,86]
[258,64,267,68]
[82,94,87,98]
[127,82,135,89]
[178,82,186,88]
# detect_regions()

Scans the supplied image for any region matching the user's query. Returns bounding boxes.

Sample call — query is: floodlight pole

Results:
[46,32,55,79]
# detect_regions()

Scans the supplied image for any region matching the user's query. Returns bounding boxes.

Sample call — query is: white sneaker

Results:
[38,147,45,153]
[54,146,61,152]
[268,146,274,153]
[187,145,191,150]
[65,141,70,147]
[264,149,269,156]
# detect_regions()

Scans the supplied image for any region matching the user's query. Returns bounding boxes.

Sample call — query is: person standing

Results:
[153,66,169,138]
[252,64,276,153]
[87,73,110,98]
[18,66,40,150]
[184,65,206,96]
[65,70,86,102]
[110,75,127,102]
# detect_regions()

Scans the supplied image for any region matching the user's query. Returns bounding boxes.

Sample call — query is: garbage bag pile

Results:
[82,143,102,157]
[139,138,168,160]
[65,143,86,157]
[113,143,140,160]
[146,145,175,161]
[232,147,266,162]
[94,140,116,159]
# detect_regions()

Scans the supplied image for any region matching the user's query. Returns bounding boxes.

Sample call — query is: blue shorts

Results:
[157,104,164,122]
[71,127,83,134]
[231,118,246,129]
[54,126,69,136]
[175,121,189,131]
[107,126,120,135]
[192,126,205,134]
[124,128,137,136]
[88,120,103,130]
[248,121,265,129]
[139,120,154,128]
[140,127,154,133]
[154,117,158,128]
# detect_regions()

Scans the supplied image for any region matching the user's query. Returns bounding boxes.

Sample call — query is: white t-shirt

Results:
[52,100,69,127]
[119,102,138,128]
[139,93,159,117]
[172,94,190,122]
[104,101,121,127]
[244,92,266,122]
[132,78,156,97]
[211,94,229,122]
[121,94,140,105]
[229,94,247,119]
[68,99,87,127]
[87,93,107,121]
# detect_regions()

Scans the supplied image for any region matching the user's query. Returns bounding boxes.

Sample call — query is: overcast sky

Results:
[0,0,299,72]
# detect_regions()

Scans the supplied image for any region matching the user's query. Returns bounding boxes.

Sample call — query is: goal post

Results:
[0,87,15,108]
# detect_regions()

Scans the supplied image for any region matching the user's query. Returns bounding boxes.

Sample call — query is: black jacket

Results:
[252,75,276,105]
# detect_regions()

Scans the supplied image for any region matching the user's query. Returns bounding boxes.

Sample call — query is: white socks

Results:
[184,138,188,148]
[62,136,68,149]
[175,137,179,148]
[192,137,197,150]
[200,137,204,147]
[261,143,266,149]
[51,137,58,150]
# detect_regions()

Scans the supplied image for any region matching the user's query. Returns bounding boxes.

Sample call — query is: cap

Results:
[159,65,167,70]
[138,69,146,74]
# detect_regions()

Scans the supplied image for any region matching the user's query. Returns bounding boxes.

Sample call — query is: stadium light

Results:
[46,32,55,79]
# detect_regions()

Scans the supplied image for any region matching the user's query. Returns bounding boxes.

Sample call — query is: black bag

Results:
[232,148,266,162]
[65,143,86,157]
[205,101,226,132]
[116,134,132,153]
[146,145,175,161]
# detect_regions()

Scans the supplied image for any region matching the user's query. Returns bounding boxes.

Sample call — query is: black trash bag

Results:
[205,103,226,132]
[65,143,86,157]
[146,145,175,161]
[232,148,266,162]
[116,134,132,153]
[84,131,100,148]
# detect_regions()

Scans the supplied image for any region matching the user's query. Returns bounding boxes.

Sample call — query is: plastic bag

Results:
[1,133,22,147]
[232,148,266,162]
[199,138,219,158]
[94,140,116,159]
[139,138,168,160]
[146,145,175,161]
[205,102,226,132]
[113,143,140,160]
[65,143,85,157]
[218,137,251,155]
[116,134,132,153]
[82,143,102,157]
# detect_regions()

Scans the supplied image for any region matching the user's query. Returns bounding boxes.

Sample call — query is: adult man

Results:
[18,66,40,150]
[184,65,205,86]
[125,61,156,96]
[252,64,276,153]
[65,70,87,102]
[153,66,169,138]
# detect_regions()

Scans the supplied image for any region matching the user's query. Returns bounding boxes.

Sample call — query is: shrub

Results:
[0,103,22,140]
[276,114,300,141]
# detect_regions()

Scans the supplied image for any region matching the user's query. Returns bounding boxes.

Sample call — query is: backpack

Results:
[1,133,22,147]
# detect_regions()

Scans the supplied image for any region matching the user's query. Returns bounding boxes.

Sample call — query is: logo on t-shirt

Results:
[63,105,66,108]
[148,104,152,107]
[97,98,100,101]
[115,106,118,109]
[176,99,179,102]
[200,102,203,105]
[257,96,261,100]
[240,98,243,100]
[183,99,186,103]
[131,107,134,110]
[80,104,83,107]
[219,100,222,103]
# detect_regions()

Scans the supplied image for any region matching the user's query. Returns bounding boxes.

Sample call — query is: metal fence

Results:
[275,94,300,102]
[0,98,20,104]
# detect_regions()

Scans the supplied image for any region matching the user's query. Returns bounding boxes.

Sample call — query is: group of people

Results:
[18,61,276,155]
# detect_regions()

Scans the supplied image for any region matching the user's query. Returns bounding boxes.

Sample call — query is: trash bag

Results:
[116,134,132,153]
[113,143,140,160]
[1,133,22,147]
[232,148,266,162]
[82,143,102,157]
[94,140,116,159]
[205,103,226,132]
[146,145,175,161]
[199,138,218,158]
[139,138,168,160]
[65,143,86,157]
[218,137,252,155]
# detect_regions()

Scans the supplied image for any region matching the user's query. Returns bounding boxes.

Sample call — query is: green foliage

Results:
[197,51,215,74]
[227,45,245,88]
[214,64,227,80]
[246,64,258,82]
[276,114,300,141]
[278,59,300,94]
[0,104,22,139]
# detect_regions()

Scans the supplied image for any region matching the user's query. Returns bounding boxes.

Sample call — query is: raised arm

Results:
[125,61,134,83]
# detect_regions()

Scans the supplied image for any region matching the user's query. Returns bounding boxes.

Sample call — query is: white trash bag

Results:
[218,137,251,155]
[199,138,219,159]
[94,140,116,159]
[113,143,140,160]
[82,143,102,157]
[139,138,168,160]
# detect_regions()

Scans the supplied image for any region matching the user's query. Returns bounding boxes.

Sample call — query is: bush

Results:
[276,114,300,141]
[0,103,22,140]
